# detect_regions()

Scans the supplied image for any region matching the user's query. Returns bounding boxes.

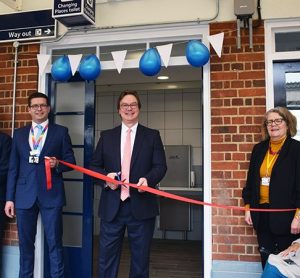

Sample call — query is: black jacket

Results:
[90,124,167,222]
[242,136,300,235]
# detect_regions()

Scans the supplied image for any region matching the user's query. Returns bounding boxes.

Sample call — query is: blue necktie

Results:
[35,124,43,154]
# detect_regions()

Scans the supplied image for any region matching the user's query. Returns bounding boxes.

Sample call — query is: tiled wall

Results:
[94,88,203,239]
[95,88,203,166]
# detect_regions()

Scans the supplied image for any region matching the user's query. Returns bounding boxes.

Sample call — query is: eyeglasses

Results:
[120,103,138,110]
[265,118,284,126]
[30,104,48,110]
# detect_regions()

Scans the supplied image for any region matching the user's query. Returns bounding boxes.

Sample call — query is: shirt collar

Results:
[122,122,138,133]
[32,119,49,129]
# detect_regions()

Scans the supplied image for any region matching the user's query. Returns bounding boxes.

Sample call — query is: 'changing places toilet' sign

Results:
[53,0,95,27]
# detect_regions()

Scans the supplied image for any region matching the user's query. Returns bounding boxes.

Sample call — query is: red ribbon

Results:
[44,158,296,212]
[44,158,52,190]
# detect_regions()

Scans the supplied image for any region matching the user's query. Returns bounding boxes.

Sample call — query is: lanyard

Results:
[266,139,285,176]
[30,124,48,150]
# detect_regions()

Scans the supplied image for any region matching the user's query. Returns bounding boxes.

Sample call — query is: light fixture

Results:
[157,75,169,80]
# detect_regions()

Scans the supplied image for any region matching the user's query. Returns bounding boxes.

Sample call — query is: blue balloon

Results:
[51,56,72,82]
[79,54,101,81]
[186,40,210,67]
[139,48,161,76]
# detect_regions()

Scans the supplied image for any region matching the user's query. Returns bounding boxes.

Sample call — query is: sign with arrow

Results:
[0,9,56,42]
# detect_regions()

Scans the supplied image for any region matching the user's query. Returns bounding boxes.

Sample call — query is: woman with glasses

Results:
[242,107,300,269]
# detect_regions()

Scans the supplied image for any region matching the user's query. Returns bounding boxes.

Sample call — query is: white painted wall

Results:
[0,0,299,31]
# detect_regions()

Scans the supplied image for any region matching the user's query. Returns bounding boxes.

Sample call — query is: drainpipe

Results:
[11,41,19,137]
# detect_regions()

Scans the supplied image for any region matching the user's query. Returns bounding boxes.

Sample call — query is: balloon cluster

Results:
[51,54,101,82]
[50,40,210,81]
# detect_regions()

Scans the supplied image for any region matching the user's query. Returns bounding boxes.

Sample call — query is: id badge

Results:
[29,155,39,164]
[261,177,270,186]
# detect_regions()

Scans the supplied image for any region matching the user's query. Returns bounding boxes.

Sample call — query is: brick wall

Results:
[0,42,39,246]
[0,23,268,262]
[210,21,266,262]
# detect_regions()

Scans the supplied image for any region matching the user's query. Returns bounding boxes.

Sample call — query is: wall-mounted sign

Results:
[53,0,95,27]
[0,9,56,42]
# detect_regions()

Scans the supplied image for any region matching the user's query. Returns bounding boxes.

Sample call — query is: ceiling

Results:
[96,65,203,91]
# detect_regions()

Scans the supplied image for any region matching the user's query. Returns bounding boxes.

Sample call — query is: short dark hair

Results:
[117,90,141,110]
[28,92,49,107]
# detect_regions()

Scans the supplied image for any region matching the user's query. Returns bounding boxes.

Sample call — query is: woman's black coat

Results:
[242,136,300,235]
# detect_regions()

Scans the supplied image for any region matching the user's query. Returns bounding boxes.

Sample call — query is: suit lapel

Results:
[130,124,144,169]
[272,137,291,170]
[256,141,268,168]
[114,126,122,170]
[23,125,32,154]
[40,124,54,156]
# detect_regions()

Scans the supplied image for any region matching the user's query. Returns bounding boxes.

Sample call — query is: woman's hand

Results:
[245,210,253,226]
[291,217,300,234]
[280,242,300,257]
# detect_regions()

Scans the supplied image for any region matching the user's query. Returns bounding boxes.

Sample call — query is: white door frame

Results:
[265,17,300,110]
[38,22,212,278]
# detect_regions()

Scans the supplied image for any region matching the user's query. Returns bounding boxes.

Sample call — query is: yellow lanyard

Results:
[266,139,285,176]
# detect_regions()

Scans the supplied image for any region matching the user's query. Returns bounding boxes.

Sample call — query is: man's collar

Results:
[122,122,138,132]
[32,119,49,128]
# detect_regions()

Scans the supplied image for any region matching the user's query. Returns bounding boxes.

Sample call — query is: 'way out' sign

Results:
[0,9,56,42]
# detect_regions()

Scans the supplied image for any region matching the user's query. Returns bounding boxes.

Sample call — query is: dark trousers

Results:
[16,202,64,278]
[98,200,155,278]
[257,208,298,269]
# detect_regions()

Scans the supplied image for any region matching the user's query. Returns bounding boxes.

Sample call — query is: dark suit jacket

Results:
[90,124,167,222]
[242,136,300,235]
[6,123,76,209]
[0,132,11,202]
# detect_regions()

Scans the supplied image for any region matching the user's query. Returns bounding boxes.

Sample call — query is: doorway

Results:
[93,66,204,277]
[42,23,211,277]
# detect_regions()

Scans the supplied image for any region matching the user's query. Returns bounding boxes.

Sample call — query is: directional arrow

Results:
[44,28,52,35]
[0,10,56,42]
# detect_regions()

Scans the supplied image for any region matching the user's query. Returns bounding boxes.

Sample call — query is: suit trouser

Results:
[256,206,298,269]
[16,202,64,278]
[98,199,156,278]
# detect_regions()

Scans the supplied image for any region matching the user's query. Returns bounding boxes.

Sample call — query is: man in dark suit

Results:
[5,92,76,278]
[0,131,11,271]
[90,90,167,278]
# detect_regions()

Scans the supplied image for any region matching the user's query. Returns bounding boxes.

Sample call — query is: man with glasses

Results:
[5,92,76,278]
[90,90,167,278]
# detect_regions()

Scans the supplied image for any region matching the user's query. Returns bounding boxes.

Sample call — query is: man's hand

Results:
[137,177,148,193]
[5,201,15,218]
[45,156,59,168]
[106,173,120,190]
